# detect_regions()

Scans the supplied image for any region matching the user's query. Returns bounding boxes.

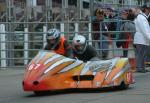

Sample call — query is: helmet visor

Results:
[74,44,85,52]
[47,34,56,45]
[47,33,55,40]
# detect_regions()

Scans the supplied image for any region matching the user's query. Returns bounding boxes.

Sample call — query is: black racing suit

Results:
[73,45,99,62]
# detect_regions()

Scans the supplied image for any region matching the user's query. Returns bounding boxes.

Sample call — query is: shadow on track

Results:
[26,86,134,97]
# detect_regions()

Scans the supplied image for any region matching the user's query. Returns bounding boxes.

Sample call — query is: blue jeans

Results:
[100,35,109,59]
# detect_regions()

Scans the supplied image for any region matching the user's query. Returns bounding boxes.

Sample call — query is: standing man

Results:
[134,4,150,73]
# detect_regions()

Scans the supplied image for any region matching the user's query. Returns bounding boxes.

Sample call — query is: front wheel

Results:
[34,91,50,95]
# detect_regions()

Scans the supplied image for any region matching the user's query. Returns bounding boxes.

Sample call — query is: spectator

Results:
[92,8,109,59]
[134,4,150,73]
[107,8,118,39]
[129,7,141,17]
[72,35,100,62]
[145,12,150,67]
[116,9,136,57]
[44,28,73,58]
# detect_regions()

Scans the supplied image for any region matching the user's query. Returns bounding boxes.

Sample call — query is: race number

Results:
[28,64,41,70]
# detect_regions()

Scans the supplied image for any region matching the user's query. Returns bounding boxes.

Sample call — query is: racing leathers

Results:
[44,36,73,58]
[73,45,99,62]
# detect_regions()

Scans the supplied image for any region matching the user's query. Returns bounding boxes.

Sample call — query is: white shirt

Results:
[134,12,150,46]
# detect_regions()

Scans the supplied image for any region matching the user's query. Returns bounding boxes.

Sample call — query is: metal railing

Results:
[0,20,136,69]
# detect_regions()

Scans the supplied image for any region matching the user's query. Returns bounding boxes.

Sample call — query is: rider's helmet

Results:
[46,28,61,49]
[72,35,87,54]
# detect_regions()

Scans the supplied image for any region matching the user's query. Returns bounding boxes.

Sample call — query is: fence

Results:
[0,20,136,69]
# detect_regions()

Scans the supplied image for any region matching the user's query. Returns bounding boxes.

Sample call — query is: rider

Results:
[44,28,73,58]
[72,35,100,62]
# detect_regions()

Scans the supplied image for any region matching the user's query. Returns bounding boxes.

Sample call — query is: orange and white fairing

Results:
[22,50,134,92]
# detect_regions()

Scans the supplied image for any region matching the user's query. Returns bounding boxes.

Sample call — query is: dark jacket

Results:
[116,21,135,48]
[73,45,98,62]
[92,19,108,40]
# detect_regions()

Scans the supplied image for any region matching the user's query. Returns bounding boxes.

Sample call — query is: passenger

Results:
[134,4,150,73]
[44,28,73,58]
[72,35,100,62]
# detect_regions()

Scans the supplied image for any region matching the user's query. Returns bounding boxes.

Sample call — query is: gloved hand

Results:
[74,57,79,60]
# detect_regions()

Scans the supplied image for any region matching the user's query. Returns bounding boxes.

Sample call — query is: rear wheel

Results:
[118,81,129,90]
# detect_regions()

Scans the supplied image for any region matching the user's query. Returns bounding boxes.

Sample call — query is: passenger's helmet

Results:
[72,35,87,54]
[46,29,61,49]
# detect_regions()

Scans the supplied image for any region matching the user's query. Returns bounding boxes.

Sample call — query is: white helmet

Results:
[46,28,61,49]
[46,29,61,40]
[72,35,87,54]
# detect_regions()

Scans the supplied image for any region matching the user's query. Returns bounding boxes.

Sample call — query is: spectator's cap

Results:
[120,9,128,14]
[105,5,115,11]
[142,3,150,9]
[109,7,115,11]
[95,8,104,15]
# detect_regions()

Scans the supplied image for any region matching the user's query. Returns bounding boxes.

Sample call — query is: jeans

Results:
[100,35,109,59]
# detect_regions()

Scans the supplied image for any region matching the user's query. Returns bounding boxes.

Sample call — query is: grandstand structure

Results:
[0,0,144,23]
[0,0,148,68]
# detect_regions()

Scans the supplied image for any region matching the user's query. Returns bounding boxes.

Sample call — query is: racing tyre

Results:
[34,91,48,95]
[118,81,129,90]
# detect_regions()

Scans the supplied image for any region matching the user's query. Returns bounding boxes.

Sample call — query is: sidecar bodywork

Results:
[22,50,134,94]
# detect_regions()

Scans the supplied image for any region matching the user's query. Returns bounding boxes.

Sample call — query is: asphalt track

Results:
[0,68,150,103]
